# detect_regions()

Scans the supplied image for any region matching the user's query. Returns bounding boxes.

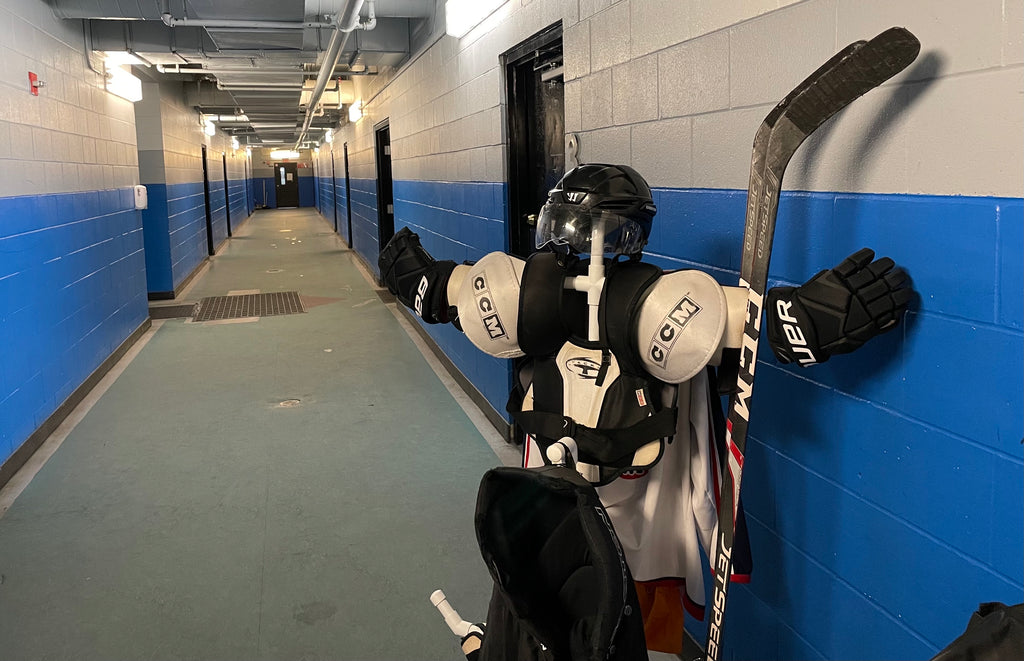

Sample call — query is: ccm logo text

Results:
[473,274,507,340]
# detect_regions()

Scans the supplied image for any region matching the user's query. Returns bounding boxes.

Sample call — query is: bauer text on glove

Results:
[765,247,911,366]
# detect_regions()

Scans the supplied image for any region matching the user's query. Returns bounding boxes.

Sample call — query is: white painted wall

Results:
[0,0,139,197]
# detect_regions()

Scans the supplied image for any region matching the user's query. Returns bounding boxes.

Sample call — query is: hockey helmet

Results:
[535,164,657,256]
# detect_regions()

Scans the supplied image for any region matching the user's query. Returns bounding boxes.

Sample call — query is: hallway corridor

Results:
[0,209,506,660]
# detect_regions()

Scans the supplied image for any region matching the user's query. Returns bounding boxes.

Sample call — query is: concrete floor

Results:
[0,209,505,660]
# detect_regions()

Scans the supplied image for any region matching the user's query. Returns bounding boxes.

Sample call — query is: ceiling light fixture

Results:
[103,51,149,67]
[104,57,142,103]
[270,149,301,160]
[348,100,362,123]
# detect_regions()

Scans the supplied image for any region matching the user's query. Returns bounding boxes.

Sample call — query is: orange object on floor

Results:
[636,580,687,654]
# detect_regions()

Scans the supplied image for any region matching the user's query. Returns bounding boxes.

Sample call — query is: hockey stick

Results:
[704,27,920,661]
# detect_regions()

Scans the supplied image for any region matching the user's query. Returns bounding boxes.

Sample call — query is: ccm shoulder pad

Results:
[636,270,728,383]
[455,252,526,358]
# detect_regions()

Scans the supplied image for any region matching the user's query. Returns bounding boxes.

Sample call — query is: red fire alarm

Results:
[28,71,40,96]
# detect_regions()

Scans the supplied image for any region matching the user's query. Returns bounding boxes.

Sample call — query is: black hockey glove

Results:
[765,248,911,366]
[378,227,456,324]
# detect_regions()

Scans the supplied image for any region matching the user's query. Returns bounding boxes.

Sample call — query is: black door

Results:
[331,151,339,232]
[344,143,353,248]
[275,162,300,208]
[222,153,232,237]
[201,143,215,256]
[503,23,564,258]
[375,121,395,249]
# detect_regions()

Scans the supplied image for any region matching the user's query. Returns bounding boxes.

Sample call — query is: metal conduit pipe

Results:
[159,14,336,30]
[296,0,364,147]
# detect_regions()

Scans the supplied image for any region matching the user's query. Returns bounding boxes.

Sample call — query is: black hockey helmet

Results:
[536,164,657,256]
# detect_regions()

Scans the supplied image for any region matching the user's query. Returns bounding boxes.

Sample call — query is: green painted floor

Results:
[0,209,503,660]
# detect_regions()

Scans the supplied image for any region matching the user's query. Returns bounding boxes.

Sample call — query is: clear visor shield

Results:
[535,203,645,256]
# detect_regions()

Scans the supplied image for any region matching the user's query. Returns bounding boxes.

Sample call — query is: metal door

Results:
[375,121,395,249]
[503,24,565,258]
[275,162,300,208]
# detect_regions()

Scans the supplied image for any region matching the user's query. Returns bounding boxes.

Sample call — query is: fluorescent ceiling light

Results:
[445,0,504,38]
[270,149,300,159]
[104,51,148,67]
[348,100,362,123]
[204,120,216,136]
[104,62,142,103]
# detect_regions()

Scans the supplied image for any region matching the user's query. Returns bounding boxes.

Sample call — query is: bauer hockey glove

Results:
[378,227,456,324]
[765,248,911,366]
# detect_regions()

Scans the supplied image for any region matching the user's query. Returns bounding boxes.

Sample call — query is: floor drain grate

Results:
[149,304,198,319]
[194,292,305,322]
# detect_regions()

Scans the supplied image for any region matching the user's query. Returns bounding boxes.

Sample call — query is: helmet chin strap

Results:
[565,215,607,342]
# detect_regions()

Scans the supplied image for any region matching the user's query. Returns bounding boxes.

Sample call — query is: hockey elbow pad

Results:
[765,248,911,366]
[378,227,456,324]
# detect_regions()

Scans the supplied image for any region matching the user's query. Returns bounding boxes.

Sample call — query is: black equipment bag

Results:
[475,465,648,661]
[929,602,1024,661]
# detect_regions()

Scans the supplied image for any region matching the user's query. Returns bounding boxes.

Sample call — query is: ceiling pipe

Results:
[296,0,364,147]
[160,13,337,30]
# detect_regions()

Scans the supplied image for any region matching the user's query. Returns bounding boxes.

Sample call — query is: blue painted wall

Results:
[0,188,148,465]
[641,188,1022,660]
[316,175,338,232]
[350,177,1022,659]
[253,177,276,209]
[141,178,255,296]
[298,176,315,208]
[337,175,351,246]
[227,179,248,231]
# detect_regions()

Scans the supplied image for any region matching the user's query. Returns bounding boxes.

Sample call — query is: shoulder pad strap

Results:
[599,260,663,376]
[518,252,571,356]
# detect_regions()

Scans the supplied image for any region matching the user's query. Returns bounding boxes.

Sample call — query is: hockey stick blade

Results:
[704,27,920,661]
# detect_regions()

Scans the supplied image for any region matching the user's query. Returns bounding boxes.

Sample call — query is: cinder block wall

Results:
[323,0,1023,659]
[135,80,248,296]
[0,0,148,469]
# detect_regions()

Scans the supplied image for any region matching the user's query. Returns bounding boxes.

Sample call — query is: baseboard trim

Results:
[0,318,153,490]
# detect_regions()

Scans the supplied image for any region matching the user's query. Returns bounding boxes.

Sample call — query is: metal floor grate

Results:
[149,304,198,319]
[193,292,305,322]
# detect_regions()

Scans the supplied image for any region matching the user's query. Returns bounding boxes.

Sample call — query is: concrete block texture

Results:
[577,125,630,164]
[837,0,1005,78]
[729,0,839,109]
[581,67,614,130]
[563,19,591,81]
[613,53,658,124]
[590,0,631,72]
[658,30,729,118]
[631,116,692,187]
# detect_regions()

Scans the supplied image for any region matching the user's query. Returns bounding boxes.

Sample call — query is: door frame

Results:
[502,22,564,258]
[374,118,395,253]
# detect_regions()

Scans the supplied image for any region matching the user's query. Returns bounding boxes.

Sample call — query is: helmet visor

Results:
[535,203,647,255]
